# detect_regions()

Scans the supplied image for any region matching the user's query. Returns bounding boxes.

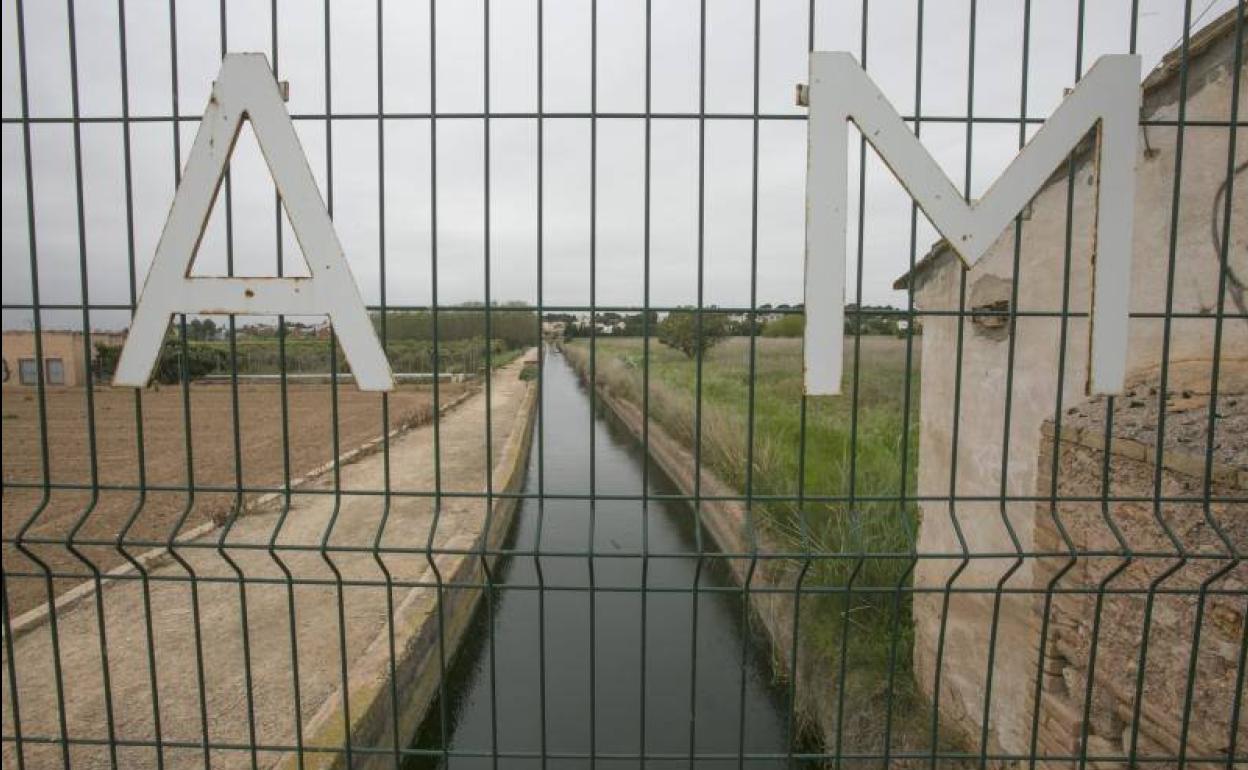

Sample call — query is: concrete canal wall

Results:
[284,362,539,770]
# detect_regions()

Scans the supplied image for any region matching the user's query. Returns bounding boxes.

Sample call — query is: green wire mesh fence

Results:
[2,1,1245,768]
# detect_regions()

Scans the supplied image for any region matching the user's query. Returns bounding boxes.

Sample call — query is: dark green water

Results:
[409,346,801,769]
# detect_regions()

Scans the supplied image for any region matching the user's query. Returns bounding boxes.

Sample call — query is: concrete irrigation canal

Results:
[408,347,795,769]
[1,348,799,769]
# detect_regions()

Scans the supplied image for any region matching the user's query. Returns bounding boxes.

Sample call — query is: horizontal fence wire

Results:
[2,114,1247,127]
[2,0,1245,769]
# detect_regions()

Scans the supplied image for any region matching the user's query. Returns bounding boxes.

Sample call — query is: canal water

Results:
[409,346,798,769]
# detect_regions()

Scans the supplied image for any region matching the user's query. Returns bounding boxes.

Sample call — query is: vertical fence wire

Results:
[8,1,64,765]
[689,1,708,763]
[1127,4,1198,768]
[977,4,1032,768]
[534,0,550,766]
[1205,7,1247,769]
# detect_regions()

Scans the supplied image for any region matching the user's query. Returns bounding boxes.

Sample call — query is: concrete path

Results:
[2,354,537,770]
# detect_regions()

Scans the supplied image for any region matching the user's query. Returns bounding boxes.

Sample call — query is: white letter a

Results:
[115,53,394,391]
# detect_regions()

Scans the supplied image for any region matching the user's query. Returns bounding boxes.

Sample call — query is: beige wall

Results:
[907,28,1247,759]
[1,331,125,387]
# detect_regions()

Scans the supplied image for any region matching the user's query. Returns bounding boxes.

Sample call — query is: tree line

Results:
[93,307,544,383]
[560,305,915,359]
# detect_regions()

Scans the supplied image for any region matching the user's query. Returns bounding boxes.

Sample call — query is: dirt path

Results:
[1,354,535,770]
[2,381,469,616]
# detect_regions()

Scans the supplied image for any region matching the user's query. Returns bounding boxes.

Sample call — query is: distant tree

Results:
[845,304,901,336]
[761,313,805,337]
[94,342,121,379]
[95,340,224,383]
[726,315,763,336]
[620,311,659,337]
[185,317,221,341]
[154,341,226,383]
[657,310,728,359]
[375,306,539,349]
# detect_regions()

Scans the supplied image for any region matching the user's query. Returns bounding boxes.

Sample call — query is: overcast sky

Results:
[1,0,1237,331]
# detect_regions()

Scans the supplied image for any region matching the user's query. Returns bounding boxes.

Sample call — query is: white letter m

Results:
[803,53,1140,396]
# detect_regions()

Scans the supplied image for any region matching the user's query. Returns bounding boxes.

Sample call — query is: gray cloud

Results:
[2,0,1234,330]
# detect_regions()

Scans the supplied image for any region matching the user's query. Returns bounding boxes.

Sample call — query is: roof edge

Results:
[891,6,1244,293]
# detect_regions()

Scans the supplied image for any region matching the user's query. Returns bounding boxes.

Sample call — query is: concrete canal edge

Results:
[564,350,834,750]
[278,374,540,770]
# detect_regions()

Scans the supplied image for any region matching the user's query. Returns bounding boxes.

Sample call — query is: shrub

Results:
[153,341,227,383]
[761,313,805,337]
[96,339,226,384]
[94,341,122,379]
[657,310,728,359]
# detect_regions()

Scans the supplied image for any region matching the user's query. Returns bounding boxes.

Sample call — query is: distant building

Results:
[1,330,126,387]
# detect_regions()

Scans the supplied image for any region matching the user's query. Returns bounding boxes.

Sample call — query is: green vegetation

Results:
[95,308,539,381]
[845,304,912,337]
[761,306,914,339]
[376,306,539,350]
[563,311,658,338]
[563,336,919,548]
[562,309,765,339]
[96,337,520,379]
[184,318,221,341]
[95,339,227,384]
[564,334,942,754]
[657,309,729,358]
[761,312,805,337]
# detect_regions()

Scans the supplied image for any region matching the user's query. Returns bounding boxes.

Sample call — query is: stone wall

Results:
[1031,378,1246,768]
